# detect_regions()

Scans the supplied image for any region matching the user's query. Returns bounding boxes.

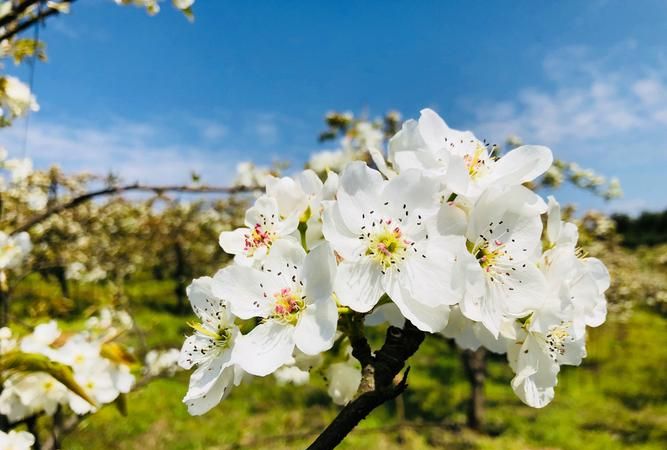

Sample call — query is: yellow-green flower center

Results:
[366,226,408,269]
[463,145,488,179]
[188,321,233,349]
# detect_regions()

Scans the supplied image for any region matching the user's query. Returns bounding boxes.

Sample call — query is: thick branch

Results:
[10,183,254,235]
[307,321,425,450]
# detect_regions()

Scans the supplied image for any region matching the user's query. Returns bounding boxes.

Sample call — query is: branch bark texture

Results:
[307,320,425,450]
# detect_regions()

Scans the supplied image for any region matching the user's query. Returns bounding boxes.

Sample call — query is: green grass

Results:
[9,277,667,449]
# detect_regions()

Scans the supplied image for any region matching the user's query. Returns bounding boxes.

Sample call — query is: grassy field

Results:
[10,257,667,449]
[56,303,667,448]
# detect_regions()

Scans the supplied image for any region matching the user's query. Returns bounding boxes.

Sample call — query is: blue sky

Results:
[2,0,667,214]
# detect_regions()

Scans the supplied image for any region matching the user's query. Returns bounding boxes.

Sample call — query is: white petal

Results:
[583,257,610,293]
[303,242,336,301]
[334,259,384,313]
[187,276,233,327]
[365,303,406,328]
[418,108,450,150]
[441,306,482,351]
[401,236,466,307]
[263,239,306,271]
[490,145,553,186]
[185,347,233,398]
[184,365,236,416]
[235,321,295,376]
[546,196,561,244]
[322,202,365,261]
[245,195,280,227]
[369,146,397,179]
[383,271,450,332]
[218,228,249,255]
[265,176,308,217]
[212,266,277,319]
[432,202,468,236]
[336,162,384,232]
[380,169,440,230]
[294,298,337,355]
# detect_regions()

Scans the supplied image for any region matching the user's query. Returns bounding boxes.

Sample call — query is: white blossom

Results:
[0,430,35,450]
[215,240,337,376]
[323,162,468,332]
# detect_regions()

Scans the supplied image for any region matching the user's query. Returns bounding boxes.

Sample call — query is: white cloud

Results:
[0,117,241,185]
[471,44,667,153]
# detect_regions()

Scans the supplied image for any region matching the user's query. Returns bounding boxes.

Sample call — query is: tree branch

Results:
[307,321,425,450]
[10,183,255,235]
[0,1,77,43]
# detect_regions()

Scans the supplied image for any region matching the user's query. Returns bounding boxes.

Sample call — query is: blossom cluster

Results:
[0,76,38,126]
[114,0,195,18]
[0,310,135,423]
[179,108,609,412]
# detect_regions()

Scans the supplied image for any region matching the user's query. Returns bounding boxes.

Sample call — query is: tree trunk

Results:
[462,347,487,430]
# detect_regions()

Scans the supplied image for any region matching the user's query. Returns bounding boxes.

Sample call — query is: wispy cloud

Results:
[471,45,667,152]
[466,43,667,215]
[0,117,242,185]
[0,110,314,187]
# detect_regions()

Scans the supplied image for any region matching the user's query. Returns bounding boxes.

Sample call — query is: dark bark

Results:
[173,241,188,314]
[462,347,487,430]
[0,287,7,328]
[0,1,77,43]
[307,321,425,450]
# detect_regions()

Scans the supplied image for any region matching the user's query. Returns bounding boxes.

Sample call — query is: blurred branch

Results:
[11,183,256,235]
[307,321,425,450]
[0,1,77,43]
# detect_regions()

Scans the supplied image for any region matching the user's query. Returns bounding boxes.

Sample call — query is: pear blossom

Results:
[67,361,122,415]
[0,430,35,450]
[178,276,244,415]
[0,372,69,421]
[457,185,548,337]
[265,169,338,248]
[389,109,552,200]
[0,76,39,119]
[144,348,182,377]
[218,194,299,266]
[214,240,337,376]
[274,365,310,386]
[308,149,350,173]
[323,162,468,332]
[232,161,272,188]
[0,231,32,270]
[19,320,60,356]
[508,305,586,408]
[0,326,17,354]
[441,306,513,354]
[178,107,611,415]
[3,158,32,183]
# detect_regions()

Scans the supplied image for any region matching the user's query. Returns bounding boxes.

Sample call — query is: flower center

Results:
[243,223,275,256]
[365,226,409,269]
[188,321,233,349]
[463,145,489,179]
[271,287,305,325]
[545,325,572,360]
[471,239,507,274]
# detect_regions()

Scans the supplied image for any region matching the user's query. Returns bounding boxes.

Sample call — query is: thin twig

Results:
[10,183,255,235]
[0,1,77,42]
